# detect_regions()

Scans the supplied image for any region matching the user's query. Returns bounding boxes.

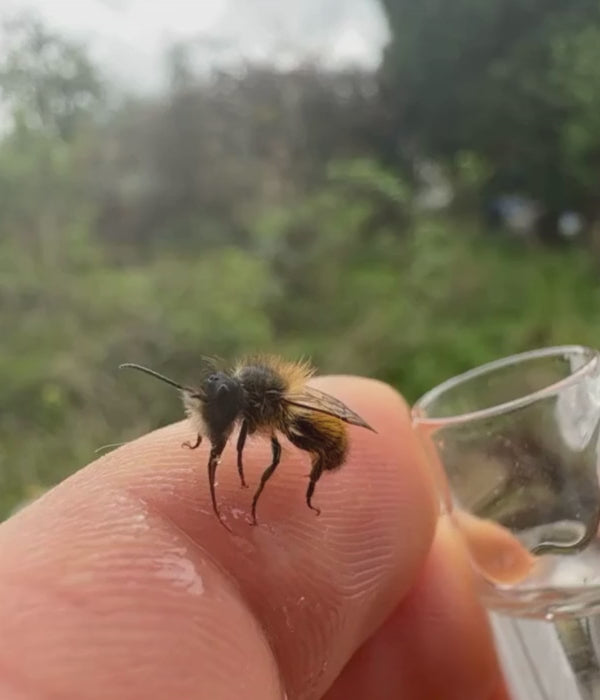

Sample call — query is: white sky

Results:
[2,0,389,90]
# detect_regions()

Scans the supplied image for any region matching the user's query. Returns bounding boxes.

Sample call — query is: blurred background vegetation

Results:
[3,1,600,517]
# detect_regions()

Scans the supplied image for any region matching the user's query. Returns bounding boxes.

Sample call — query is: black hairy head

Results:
[200,372,244,434]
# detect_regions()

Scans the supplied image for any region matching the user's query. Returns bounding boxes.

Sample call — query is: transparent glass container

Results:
[412,346,600,699]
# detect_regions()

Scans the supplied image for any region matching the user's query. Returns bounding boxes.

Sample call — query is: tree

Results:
[0,14,103,140]
[94,62,388,248]
[379,0,600,219]
[0,14,103,266]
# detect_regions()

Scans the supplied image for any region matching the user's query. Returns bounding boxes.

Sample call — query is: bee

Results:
[119,356,375,528]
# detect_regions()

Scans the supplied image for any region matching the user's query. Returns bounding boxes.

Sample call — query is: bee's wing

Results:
[284,386,376,432]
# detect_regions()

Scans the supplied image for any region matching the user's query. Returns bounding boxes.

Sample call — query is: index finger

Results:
[0,376,438,699]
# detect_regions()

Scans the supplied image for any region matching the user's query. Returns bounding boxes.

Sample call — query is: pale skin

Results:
[0,376,510,700]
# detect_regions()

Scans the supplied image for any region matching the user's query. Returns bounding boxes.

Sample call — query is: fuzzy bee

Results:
[120,356,375,527]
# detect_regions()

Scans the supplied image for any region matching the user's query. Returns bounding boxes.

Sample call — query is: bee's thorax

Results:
[235,364,288,432]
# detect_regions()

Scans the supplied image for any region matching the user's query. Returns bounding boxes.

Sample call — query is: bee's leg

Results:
[182,434,202,450]
[207,438,231,531]
[250,436,281,525]
[236,420,249,489]
[306,454,323,516]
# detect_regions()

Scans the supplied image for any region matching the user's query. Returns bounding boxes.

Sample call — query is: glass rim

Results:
[412,345,599,428]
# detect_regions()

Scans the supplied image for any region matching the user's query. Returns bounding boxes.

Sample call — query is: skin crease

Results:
[0,376,510,700]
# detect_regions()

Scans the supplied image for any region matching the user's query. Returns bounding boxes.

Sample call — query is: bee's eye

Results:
[207,374,219,383]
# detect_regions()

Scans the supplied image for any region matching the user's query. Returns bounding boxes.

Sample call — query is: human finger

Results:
[0,376,438,700]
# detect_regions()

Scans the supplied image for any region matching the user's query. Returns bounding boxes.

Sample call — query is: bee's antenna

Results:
[119,363,193,392]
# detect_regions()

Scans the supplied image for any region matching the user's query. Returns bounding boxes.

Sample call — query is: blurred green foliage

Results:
[2,11,600,517]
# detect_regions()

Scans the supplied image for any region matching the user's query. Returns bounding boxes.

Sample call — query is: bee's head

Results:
[194,372,243,430]
[200,372,240,402]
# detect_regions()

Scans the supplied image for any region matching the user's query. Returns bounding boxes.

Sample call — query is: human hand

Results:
[0,376,509,699]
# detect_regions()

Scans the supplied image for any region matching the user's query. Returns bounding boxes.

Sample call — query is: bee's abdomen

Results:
[285,412,348,470]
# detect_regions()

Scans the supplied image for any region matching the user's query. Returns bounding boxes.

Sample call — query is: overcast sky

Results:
[3,0,389,90]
